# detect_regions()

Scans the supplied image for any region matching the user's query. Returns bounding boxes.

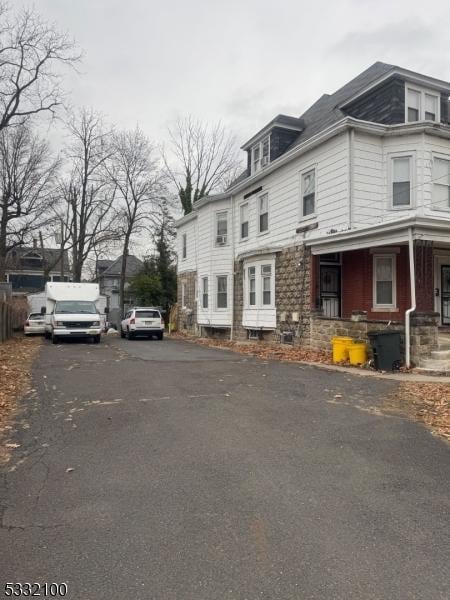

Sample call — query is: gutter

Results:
[405,227,416,368]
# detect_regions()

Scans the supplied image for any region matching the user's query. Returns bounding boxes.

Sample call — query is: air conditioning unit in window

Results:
[216,235,227,245]
[261,156,269,167]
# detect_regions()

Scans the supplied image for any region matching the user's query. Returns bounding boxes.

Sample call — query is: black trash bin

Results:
[368,330,402,371]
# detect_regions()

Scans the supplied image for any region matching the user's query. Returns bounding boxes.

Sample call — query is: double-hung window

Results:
[373,255,396,309]
[251,136,270,174]
[392,157,411,207]
[302,169,316,217]
[407,89,421,122]
[202,277,208,309]
[216,276,227,309]
[433,157,450,211]
[406,87,440,122]
[248,267,256,306]
[425,94,438,121]
[258,193,269,233]
[261,265,272,305]
[181,282,186,308]
[240,203,249,240]
[182,233,187,259]
[216,211,228,245]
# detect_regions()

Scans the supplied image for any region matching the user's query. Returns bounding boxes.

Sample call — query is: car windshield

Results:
[55,301,97,314]
[136,310,160,318]
[29,313,42,320]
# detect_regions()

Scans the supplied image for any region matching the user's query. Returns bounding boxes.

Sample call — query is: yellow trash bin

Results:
[348,341,368,365]
[332,336,353,363]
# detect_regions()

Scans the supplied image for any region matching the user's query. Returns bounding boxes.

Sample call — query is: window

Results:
[248,267,256,305]
[433,157,450,210]
[182,233,187,259]
[392,157,411,207]
[302,169,316,216]
[373,255,396,308]
[406,87,440,122]
[240,203,249,239]
[407,89,420,122]
[201,277,208,309]
[425,94,438,121]
[181,282,186,307]
[251,136,270,173]
[216,211,228,245]
[216,276,227,308]
[258,193,269,233]
[261,265,272,305]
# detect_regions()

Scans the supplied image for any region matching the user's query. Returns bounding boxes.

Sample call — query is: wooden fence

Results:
[0,299,28,342]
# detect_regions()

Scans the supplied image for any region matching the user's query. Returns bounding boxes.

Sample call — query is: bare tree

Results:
[106,127,164,316]
[0,124,59,280]
[164,116,242,215]
[0,2,80,130]
[62,107,116,281]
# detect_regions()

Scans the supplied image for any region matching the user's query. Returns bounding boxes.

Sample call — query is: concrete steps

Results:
[418,333,450,373]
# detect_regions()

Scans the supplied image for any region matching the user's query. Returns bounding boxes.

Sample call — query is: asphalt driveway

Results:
[1,336,449,600]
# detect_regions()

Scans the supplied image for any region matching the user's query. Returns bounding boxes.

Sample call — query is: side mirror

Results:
[40,306,46,315]
[104,307,109,314]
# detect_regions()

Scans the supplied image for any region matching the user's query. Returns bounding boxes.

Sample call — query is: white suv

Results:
[120,307,164,340]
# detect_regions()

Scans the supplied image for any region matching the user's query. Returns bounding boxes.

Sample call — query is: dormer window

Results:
[251,136,270,174]
[406,86,440,122]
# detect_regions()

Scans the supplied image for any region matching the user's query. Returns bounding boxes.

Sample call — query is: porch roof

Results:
[306,216,450,255]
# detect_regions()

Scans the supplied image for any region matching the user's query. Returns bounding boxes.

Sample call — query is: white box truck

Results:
[42,282,106,344]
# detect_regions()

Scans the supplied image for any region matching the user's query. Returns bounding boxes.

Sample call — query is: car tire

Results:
[158,332,164,341]
[93,335,101,344]
[120,328,125,339]
[126,329,134,340]
[51,333,58,345]
[44,330,50,340]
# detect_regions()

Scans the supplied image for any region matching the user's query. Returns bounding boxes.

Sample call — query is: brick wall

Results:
[177,271,198,335]
[341,245,434,319]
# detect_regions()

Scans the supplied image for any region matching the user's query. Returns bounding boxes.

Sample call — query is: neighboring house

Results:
[96,255,144,312]
[5,242,71,294]
[176,61,450,368]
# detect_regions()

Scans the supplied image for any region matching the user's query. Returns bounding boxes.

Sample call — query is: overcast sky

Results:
[30,0,450,151]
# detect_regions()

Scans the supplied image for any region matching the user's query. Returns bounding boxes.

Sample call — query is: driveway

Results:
[1,336,449,600]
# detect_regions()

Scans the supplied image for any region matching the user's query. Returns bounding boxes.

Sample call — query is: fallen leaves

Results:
[0,334,41,432]
[389,383,450,442]
[171,333,331,365]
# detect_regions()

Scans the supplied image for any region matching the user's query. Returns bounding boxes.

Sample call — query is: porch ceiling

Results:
[307,217,450,255]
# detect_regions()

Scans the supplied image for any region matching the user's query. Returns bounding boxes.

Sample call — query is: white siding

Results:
[234,132,350,251]
[196,198,233,326]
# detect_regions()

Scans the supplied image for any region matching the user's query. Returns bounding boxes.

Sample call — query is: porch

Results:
[306,217,450,369]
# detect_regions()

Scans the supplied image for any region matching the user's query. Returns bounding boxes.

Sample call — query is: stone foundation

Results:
[410,311,439,365]
[177,271,198,335]
[275,244,311,345]
[309,310,439,366]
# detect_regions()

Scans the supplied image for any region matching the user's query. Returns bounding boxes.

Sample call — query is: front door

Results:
[441,265,450,325]
[320,265,341,318]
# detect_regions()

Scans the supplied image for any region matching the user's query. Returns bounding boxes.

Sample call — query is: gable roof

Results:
[6,246,70,272]
[98,255,143,278]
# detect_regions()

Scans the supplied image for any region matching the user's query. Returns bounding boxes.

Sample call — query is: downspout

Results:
[405,226,416,368]
[348,128,354,228]
[230,195,234,341]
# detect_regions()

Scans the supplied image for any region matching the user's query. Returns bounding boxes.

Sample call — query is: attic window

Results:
[23,251,42,259]
[251,136,270,174]
[406,87,440,123]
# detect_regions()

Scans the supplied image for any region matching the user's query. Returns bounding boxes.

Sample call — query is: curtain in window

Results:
[376,258,393,305]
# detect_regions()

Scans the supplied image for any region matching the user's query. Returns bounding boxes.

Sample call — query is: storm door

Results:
[441,265,450,325]
[320,265,341,318]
